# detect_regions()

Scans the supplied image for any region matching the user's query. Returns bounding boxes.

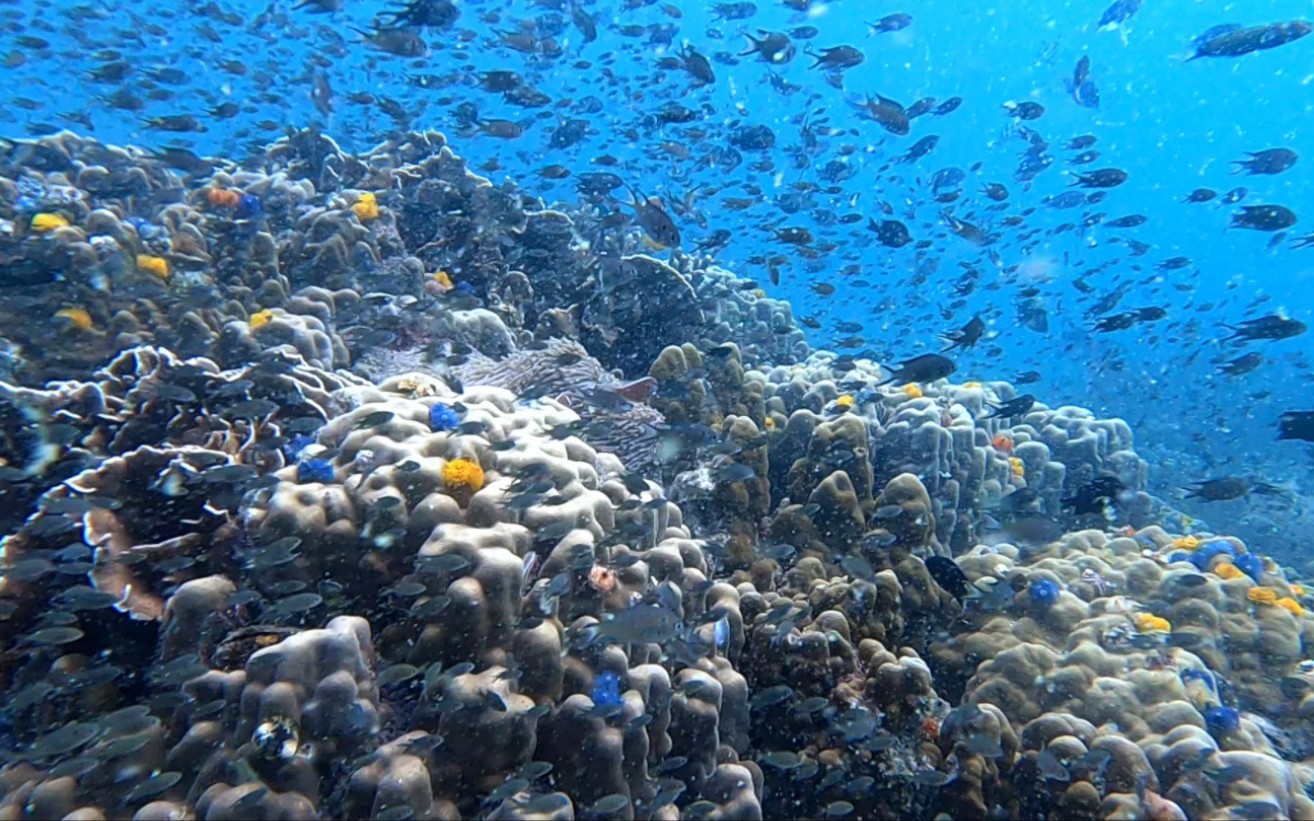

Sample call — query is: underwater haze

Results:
[2,0,1314,818]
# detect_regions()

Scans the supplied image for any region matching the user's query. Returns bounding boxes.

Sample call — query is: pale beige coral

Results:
[938,524,1314,820]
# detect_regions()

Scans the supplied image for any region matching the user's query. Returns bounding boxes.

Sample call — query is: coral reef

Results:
[0,130,1309,821]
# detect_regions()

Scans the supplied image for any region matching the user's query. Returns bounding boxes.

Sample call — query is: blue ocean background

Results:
[3,0,1311,558]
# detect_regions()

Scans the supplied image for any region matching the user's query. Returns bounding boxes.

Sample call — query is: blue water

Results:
[2,0,1312,555]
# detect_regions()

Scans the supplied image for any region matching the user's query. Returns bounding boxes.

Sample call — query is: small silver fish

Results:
[595,604,679,644]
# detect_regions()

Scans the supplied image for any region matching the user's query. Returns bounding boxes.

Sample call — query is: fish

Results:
[713,463,757,483]
[711,2,757,19]
[942,212,994,245]
[983,394,1035,419]
[1092,307,1166,332]
[1232,148,1298,175]
[899,135,939,163]
[623,184,681,248]
[377,0,459,28]
[1062,474,1126,517]
[1223,315,1306,342]
[740,30,795,64]
[1278,411,1314,441]
[1067,56,1099,108]
[940,315,985,351]
[1098,0,1142,29]
[1004,101,1045,120]
[1184,476,1249,502]
[1104,215,1146,228]
[1217,352,1263,376]
[912,769,951,786]
[1037,747,1072,782]
[760,750,801,769]
[143,115,205,133]
[925,556,971,600]
[870,218,912,248]
[352,25,430,57]
[933,97,963,116]
[840,554,876,582]
[906,97,939,119]
[679,44,715,85]
[878,354,956,386]
[476,118,530,139]
[867,14,912,34]
[1000,513,1064,547]
[1229,205,1298,232]
[750,684,795,708]
[1188,21,1312,61]
[1070,168,1127,188]
[847,93,909,135]
[594,603,680,644]
[807,45,864,71]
